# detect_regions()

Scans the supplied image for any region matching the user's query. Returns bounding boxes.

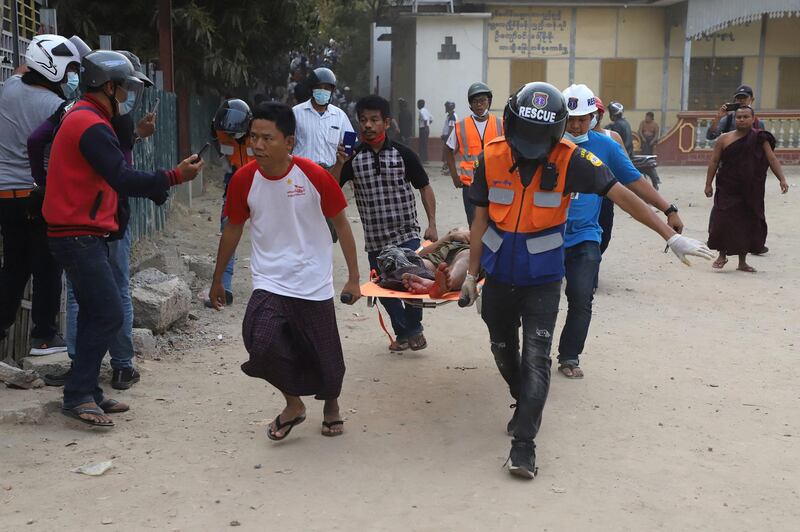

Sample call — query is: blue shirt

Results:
[564,130,642,248]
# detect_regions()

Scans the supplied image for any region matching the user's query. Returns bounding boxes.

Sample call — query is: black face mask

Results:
[111,113,136,150]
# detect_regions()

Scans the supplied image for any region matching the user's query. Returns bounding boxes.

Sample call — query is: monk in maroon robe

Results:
[704,106,789,272]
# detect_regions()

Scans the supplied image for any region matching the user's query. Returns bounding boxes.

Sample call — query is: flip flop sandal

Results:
[321,420,344,437]
[62,406,114,427]
[558,364,584,379]
[99,399,130,414]
[389,340,409,352]
[267,413,306,441]
[408,334,427,351]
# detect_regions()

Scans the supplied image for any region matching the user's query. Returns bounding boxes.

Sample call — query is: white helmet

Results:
[25,34,81,83]
[562,84,598,117]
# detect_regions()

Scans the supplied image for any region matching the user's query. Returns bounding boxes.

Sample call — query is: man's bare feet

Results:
[429,263,450,298]
[402,273,434,294]
[321,399,344,437]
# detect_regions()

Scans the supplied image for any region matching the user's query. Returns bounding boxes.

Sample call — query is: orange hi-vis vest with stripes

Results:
[454,114,503,186]
[216,131,255,170]
[479,137,577,286]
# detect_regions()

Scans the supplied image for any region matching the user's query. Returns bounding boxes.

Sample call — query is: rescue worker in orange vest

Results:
[445,82,503,226]
[459,82,713,479]
[207,99,254,307]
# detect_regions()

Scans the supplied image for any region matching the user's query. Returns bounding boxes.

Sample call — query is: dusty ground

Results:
[1,164,798,531]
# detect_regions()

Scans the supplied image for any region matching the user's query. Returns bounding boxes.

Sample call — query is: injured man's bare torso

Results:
[402,228,471,298]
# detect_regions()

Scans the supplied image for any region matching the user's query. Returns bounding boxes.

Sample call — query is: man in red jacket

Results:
[43,51,203,428]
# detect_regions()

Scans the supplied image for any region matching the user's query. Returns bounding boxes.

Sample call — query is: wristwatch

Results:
[664,204,678,217]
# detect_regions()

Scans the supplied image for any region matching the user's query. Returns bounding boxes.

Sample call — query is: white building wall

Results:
[370,24,392,98]
[415,16,485,135]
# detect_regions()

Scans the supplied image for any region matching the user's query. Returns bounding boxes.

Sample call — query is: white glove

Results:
[667,234,715,266]
[458,273,479,307]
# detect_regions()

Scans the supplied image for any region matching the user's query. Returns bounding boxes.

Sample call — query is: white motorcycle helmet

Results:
[562,84,598,117]
[25,34,81,83]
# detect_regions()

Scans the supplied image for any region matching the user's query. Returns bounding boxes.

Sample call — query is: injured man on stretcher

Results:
[401,227,471,298]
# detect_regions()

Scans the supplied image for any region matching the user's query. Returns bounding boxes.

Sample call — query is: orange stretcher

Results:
[360,277,463,309]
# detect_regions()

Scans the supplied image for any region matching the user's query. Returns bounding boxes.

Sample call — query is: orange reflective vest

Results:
[479,137,577,286]
[216,131,254,170]
[454,115,503,186]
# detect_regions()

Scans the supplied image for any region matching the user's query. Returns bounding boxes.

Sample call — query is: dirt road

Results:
[1,165,797,531]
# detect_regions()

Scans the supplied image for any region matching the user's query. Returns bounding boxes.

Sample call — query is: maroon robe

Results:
[707,129,775,255]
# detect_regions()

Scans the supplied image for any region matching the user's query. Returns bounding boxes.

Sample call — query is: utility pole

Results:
[158,0,174,91]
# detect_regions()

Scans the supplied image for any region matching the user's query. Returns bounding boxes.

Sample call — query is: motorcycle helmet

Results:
[213,99,252,137]
[503,82,568,161]
[562,84,598,116]
[25,34,81,83]
[467,82,492,103]
[308,67,337,88]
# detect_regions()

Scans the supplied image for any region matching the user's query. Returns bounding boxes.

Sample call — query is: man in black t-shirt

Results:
[606,101,633,156]
[335,95,438,352]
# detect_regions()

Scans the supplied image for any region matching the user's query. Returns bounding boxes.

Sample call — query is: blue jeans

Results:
[65,227,133,369]
[49,236,124,409]
[462,185,475,227]
[221,171,235,293]
[367,238,423,341]
[557,241,602,366]
[481,277,562,443]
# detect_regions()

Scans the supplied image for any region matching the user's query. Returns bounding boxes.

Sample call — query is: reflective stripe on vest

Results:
[216,130,255,169]
[455,115,503,186]
[484,137,576,234]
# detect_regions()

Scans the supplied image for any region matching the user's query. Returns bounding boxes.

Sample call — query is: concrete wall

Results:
[480,6,800,131]
[371,24,393,99]
[415,16,486,135]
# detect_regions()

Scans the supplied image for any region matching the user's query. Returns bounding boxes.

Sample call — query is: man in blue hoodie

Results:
[556,85,684,379]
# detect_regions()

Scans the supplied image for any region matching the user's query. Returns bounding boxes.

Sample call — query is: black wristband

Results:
[664,204,678,216]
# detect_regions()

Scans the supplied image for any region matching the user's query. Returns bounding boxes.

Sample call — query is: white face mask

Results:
[590,116,598,129]
[61,71,80,100]
[564,131,589,144]
[312,89,332,106]
[471,109,489,120]
[116,90,138,115]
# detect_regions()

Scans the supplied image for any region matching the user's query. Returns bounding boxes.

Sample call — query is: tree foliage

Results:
[51,0,318,93]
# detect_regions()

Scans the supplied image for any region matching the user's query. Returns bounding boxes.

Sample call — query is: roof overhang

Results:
[685,0,800,39]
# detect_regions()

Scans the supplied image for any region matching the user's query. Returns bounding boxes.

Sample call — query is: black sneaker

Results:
[507,440,537,479]
[29,333,68,356]
[111,367,140,390]
[506,403,518,436]
[43,364,73,387]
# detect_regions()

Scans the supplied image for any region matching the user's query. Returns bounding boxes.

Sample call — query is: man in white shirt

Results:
[440,101,457,174]
[292,67,354,169]
[417,99,433,162]
[210,102,361,441]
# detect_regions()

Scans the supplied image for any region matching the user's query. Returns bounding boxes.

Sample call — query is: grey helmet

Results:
[467,82,492,103]
[80,50,144,114]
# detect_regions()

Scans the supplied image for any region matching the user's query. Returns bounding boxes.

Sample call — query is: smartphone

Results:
[192,142,210,163]
[343,131,357,156]
[724,102,740,112]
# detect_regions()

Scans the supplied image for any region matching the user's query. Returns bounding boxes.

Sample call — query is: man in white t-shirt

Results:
[417,99,433,162]
[209,102,361,441]
[440,101,457,174]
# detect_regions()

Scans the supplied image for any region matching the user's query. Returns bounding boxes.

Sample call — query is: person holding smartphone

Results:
[706,85,763,141]
[43,51,203,427]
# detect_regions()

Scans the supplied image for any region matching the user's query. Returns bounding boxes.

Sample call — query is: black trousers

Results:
[418,126,429,162]
[0,196,62,340]
[481,278,562,443]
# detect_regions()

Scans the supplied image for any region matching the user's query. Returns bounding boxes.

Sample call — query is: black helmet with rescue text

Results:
[503,82,568,161]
